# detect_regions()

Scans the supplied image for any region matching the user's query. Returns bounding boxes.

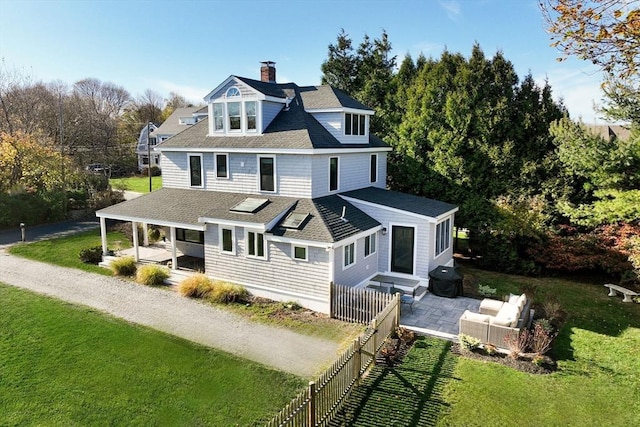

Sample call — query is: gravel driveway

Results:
[0,250,340,377]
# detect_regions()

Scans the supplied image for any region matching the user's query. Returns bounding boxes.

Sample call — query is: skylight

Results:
[282,212,310,229]
[230,198,269,213]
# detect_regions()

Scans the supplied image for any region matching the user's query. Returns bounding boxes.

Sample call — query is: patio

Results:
[400,293,481,340]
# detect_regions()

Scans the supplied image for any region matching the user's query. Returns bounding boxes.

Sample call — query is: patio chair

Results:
[400,288,416,313]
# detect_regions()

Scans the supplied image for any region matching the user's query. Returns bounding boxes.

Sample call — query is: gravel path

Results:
[0,250,340,377]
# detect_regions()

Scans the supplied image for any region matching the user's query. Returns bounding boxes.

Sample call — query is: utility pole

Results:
[147,121,152,192]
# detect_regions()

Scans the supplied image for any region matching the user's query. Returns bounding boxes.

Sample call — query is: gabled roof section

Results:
[271,195,380,243]
[157,85,390,151]
[151,107,202,136]
[235,76,287,99]
[340,187,459,219]
[299,85,373,111]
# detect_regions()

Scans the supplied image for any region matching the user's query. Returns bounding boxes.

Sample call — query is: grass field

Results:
[8,229,131,275]
[0,284,305,426]
[110,175,162,193]
[8,228,362,342]
[333,265,640,426]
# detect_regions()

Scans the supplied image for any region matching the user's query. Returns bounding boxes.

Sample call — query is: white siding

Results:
[311,153,385,198]
[204,225,331,303]
[161,152,213,189]
[333,235,380,286]
[311,111,370,145]
[342,199,435,280]
[161,151,189,188]
[209,153,258,193]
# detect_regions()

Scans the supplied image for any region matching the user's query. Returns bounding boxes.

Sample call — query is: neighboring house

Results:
[136,107,208,170]
[98,62,458,313]
[585,124,631,142]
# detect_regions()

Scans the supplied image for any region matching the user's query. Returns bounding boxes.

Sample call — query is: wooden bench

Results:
[604,284,639,303]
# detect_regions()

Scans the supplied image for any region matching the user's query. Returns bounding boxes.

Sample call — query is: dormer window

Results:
[228,102,241,131]
[345,113,366,136]
[211,95,259,135]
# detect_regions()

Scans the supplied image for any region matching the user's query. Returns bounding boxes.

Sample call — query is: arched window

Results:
[226,87,240,97]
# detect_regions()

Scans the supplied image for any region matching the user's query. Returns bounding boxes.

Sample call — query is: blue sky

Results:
[0,0,608,123]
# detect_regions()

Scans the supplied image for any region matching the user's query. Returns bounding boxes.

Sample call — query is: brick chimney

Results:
[260,61,276,83]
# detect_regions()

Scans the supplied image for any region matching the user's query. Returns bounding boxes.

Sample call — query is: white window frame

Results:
[435,218,451,257]
[343,241,356,270]
[215,153,229,179]
[370,154,377,183]
[227,101,242,132]
[188,153,204,188]
[329,156,339,192]
[364,232,376,258]
[219,226,235,255]
[213,103,224,132]
[226,87,241,98]
[257,155,276,193]
[245,101,257,132]
[245,229,267,259]
[292,244,308,262]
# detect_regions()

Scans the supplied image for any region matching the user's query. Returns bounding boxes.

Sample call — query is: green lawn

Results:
[0,284,304,426]
[334,266,640,426]
[8,229,130,275]
[7,228,362,343]
[111,175,162,192]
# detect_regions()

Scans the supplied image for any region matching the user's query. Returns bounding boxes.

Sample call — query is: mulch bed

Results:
[450,343,557,374]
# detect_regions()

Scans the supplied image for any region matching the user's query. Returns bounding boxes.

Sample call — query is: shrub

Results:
[520,282,538,300]
[532,354,546,366]
[78,246,103,264]
[504,329,531,359]
[209,281,249,304]
[458,334,481,352]
[178,274,215,298]
[530,323,556,356]
[136,264,169,286]
[533,318,554,334]
[110,256,137,276]
[89,189,124,210]
[542,299,562,321]
[148,227,161,243]
[484,343,498,356]
[140,166,161,177]
[478,284,497,298]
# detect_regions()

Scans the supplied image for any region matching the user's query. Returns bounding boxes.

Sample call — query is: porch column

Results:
[100,217,108,256]
[169,226,177,270]
[132,221,140,262]
[142,222,149,247]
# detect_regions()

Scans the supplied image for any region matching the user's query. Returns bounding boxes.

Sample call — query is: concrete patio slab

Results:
[400,292,481,340]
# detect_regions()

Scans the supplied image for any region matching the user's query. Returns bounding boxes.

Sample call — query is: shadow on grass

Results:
[329,337,457,427]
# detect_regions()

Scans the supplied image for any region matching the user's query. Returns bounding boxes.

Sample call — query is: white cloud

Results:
[439,0,462,21]
[535,66,611,124]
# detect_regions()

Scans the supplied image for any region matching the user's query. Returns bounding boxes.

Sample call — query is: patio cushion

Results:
[462,310,491,324]
[489,316,512,327]
[496,303,519,327]
[516,294,527,311]
[507,293,520,304]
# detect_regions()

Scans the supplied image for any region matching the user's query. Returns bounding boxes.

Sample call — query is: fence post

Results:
[352,337,361,385]
[371,318,378,353]
[308,381,316,427]
[395,293,401,329]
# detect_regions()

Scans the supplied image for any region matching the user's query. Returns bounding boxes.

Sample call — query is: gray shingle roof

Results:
[340,187,458,218]
[151,107,201,137]
[97,189,379,243]
[235,76,287,98]
[157,85,389,150]
[299,85,373,111]
[271,196,380,242]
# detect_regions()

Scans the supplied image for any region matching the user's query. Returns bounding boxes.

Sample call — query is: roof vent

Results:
[260,61,276,83]
[341,206,349,222]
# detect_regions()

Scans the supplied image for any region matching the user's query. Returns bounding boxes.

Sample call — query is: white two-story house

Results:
[97,62,458,313]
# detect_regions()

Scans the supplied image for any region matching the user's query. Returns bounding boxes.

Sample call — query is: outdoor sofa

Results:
[459,293,532,347]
